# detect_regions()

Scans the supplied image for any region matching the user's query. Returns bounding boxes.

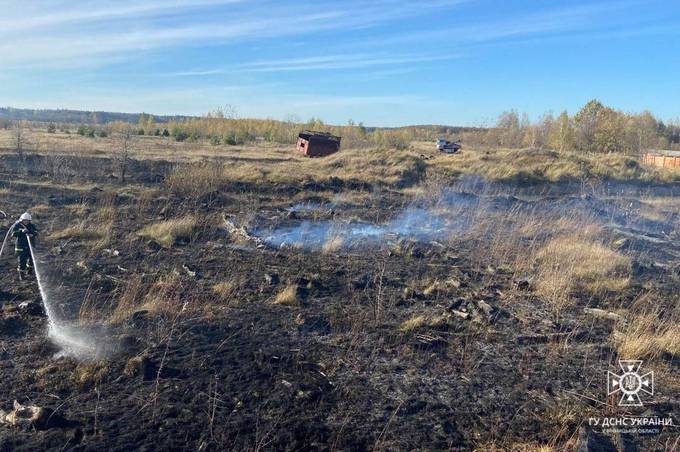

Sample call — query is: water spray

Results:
[0,217,106,359]
[26,233,104,359]
[25,235,57,326]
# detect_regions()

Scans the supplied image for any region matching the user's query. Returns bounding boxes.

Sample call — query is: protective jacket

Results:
[12,222,38,252]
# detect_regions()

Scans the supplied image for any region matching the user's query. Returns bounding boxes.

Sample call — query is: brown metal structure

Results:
[642,150,680,170]
[297,131,341,157]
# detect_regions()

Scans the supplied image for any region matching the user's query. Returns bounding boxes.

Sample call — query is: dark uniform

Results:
[11,222,38,279]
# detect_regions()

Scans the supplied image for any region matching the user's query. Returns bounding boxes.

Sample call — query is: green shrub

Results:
[172,127,188,142]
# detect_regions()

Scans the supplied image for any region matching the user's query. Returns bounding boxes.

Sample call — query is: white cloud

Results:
[0,0,245,34]
[0,1,467,68]
[237,54,460,72]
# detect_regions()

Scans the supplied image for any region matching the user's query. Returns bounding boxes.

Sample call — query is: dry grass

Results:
[137,215,196,248]
[73,361,110,388]
[615,312,680,360]
[429,147,680,184]
[29,204,50,215]
[399,315,427,332]
[321,235,344,254]
[212,280,238,302]
[48,221,113,250]
[272,284,299,307]
[166,162,226,197]
[65,202,90,216]
[533,233,630,311]
[109,275,145,324]
[398,313,451,332]
[111,273,186,324]
[466,208,630,314]
[3,128,679,188]
[475,444,555,452]
[138,273,184,315]
[164,147,426,198]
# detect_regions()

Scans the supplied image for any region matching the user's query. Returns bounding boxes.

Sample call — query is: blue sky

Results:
[1,0,679,126]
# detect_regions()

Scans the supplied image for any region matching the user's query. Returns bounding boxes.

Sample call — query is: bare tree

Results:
[13,121,24,155]
[117,129,132,183]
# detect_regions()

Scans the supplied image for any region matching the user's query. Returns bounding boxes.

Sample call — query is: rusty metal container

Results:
[297,131,341,157]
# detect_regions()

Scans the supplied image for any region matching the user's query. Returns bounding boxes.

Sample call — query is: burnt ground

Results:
[0,153,678,451]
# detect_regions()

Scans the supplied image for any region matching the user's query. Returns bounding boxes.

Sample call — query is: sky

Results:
[1,0,679,127]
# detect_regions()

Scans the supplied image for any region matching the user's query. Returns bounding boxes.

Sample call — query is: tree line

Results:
[477,99,680,154]
[2,100,677,154]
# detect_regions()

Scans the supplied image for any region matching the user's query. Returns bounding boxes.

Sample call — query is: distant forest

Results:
[2,101,678,153]
[0,107,188,124]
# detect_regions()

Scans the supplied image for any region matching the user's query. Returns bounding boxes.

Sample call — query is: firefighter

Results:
[12,212,38,281]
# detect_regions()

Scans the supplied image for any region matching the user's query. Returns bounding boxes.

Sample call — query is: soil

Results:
[0,154,678,451]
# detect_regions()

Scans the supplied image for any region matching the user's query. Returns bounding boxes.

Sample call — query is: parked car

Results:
[436,138,461,154]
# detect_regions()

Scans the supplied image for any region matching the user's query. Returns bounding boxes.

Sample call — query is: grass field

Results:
[0,126,678,450]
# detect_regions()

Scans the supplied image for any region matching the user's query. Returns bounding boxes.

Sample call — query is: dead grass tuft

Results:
[137,215,196,247]
[110,275,146,324]
[65,202,90,216]
[399,315,427,332]
[272,284,299,307]
[533,233,630,312]
[321,235,344,254]
[139,273,185,316]
[48,221,113,250]
[110,273,187,323]
[475,444,556,452]
[212,280,239,303]
[165,162,225,197]
[73,361,110,389]
[615,313,680,360]
[398,313,451,333]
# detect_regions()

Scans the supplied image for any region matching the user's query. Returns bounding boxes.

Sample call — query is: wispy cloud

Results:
[278,93,440,109]
[0,0,468,68]
[361,1,653,48]
[0,0,245,34]
[237,53,460,72]
[161,69,226,77]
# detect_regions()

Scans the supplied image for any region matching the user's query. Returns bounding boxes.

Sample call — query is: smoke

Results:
[254,190,483,250]
[252,180,678,252]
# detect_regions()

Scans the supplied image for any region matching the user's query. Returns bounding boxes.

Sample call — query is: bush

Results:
[171,127,188,142]
[209,135,221,146]
[97,129,108,138]
[77,125,95,137]
[47,123,56,133]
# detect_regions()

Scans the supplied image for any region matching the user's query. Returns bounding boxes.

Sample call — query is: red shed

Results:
[297,131,341,157]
